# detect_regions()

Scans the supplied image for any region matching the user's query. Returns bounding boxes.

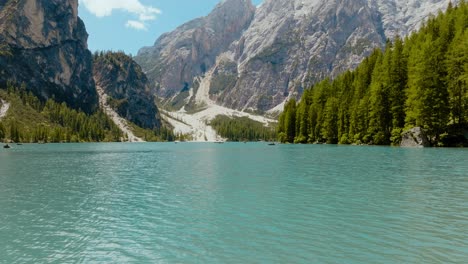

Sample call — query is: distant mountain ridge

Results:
[136,0,458,113]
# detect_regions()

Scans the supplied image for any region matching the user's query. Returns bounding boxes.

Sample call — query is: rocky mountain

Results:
[135,0,255,100]
[0,0,97,113]
[370,0,458,39]
[136,0,457,113]
[93,52,161,129]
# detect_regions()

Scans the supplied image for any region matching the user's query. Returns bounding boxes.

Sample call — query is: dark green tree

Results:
[284,99,297,143]
[0,122,5,141]
[446,30,468,129]
[321,97,339,143]
[406,37,450,142]
[368,47,392,144]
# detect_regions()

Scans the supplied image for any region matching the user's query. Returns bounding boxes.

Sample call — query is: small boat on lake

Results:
[268,142,276,146]
[3,144,11,149]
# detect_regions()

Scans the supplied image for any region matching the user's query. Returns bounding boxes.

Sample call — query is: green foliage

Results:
[0,87,124,143]
[339,133,350,145]
[390,128,403,146]
[389,36,408,129]
[321,97,339,144]
[40,99,122,142]
[368,47,392,144]
[1,87,126,142]
[129,122,175,142]
[0,121,5,140]
[93,51,146,80]
[1,82,174,143]
[406,37,449,143]
[210,115,276,142]
[446,30,468,130]
[277,2,468,146]
[277,99,297,143]
[278,132,287,143]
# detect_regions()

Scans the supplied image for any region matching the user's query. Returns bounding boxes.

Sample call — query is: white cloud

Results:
[126,20,147,31]
[79,0,161,30]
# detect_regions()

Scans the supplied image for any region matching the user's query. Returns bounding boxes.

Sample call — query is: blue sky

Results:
[78,0,263,56]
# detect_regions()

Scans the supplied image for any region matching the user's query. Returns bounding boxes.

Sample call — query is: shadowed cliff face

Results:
[0,0,97,113]
[136,0,457,113]
[93,52,161,130]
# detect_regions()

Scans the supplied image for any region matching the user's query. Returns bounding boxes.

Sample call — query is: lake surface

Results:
[0,143,467,263]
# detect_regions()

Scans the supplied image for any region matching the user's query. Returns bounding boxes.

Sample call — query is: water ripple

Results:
[0,144,467,263]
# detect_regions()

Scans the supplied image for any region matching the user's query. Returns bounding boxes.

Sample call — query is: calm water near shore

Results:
[0,143,467,263]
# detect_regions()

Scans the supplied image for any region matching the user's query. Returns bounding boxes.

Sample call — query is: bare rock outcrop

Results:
[0,0,97,113]
[401,127,431,147]
[135,0,255,99]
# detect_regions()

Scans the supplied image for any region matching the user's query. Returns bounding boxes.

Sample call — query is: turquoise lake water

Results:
[0,143,467,263]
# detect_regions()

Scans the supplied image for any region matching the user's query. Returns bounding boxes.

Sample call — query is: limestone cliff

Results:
[135,0,255,100]
[0,0,97,113]
[136,0,457,113]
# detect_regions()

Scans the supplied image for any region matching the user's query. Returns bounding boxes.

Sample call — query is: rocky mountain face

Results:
[369,0,458,39]
[135,0,255,99]
[223,0,387,111]
[136,0,457,113]
[93,52,161,129]
[0,0,97,113]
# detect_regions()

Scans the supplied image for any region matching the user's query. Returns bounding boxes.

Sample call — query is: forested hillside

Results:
[93,51,162,130]
[0,84,121,143]
[0,84,173,143]
[210,115,276,142]
[278,1,468,147]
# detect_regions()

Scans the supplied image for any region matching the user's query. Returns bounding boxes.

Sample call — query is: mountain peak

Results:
[216,0,254,9]
[136,0,456,113]
[135,0,255,99]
